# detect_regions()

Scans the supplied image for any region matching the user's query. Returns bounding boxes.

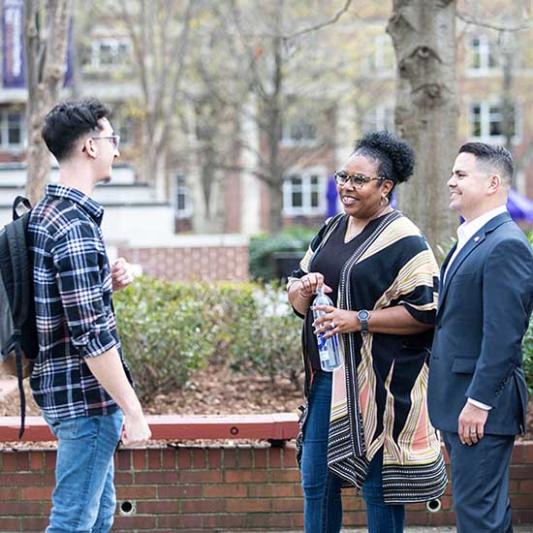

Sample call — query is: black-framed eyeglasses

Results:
[82,134,120,152]
[334,170,383,189]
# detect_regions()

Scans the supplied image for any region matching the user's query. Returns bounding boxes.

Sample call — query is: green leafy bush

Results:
[249,226,317,280]
[113,277,303,401]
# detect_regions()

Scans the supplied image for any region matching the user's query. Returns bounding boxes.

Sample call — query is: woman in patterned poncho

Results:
[287,131,447,533]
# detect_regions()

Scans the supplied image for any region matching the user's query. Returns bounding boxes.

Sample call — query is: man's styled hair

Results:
[458,142,514,184]
[41,99,110,162]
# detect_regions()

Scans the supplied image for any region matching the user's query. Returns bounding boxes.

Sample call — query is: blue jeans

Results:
[300,371,405,533]
[43,410,124,533]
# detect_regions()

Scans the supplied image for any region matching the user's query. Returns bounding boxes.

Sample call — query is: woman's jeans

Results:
[300,371,405,533]
[43,410,124,533]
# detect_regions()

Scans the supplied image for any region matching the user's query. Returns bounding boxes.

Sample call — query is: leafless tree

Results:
[110,0,194,201]
[24,0,72,204]
[387,0,458,248]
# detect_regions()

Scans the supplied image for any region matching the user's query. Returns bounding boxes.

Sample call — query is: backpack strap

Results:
[14,343,26,438]
[12,196,32,221]
[5,215,31,327]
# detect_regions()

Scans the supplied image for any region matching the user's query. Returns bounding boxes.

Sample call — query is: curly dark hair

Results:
[353,130,415,184]
[42,98,110,162]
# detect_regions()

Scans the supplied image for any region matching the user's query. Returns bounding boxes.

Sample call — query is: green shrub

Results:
[114,278,213,401]
[249,226,317,280]
[113,277,304,401]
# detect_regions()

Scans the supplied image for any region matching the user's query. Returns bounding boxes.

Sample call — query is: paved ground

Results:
[243,526,533,532]
[0,376,17,401]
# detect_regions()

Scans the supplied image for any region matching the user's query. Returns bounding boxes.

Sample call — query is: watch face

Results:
[359,310,369,320]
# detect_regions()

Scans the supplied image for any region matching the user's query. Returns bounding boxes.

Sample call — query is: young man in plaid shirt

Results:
[28,99,151,532]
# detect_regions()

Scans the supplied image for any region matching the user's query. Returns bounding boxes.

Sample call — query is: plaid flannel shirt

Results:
[28,184,131,420]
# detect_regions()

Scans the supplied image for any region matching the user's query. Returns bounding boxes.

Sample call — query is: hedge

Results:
[113,278,303,402]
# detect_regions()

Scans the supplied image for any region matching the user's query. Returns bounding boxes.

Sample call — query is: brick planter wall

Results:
[0,441,532,532]
[116,244,249,282]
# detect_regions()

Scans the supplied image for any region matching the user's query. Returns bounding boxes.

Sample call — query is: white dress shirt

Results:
[443,205,508,411]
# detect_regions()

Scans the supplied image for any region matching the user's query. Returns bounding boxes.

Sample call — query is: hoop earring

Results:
[381,196,390,206]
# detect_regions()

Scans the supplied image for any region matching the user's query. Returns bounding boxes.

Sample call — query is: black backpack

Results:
[0,196,39,437]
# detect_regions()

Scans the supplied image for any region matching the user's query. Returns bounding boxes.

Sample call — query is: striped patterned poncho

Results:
[295,210,448,504]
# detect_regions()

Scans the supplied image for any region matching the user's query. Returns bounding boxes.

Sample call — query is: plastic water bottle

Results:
[312,288,342,372]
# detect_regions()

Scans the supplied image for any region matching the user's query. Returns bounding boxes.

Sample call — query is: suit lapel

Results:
[437,212,512,319]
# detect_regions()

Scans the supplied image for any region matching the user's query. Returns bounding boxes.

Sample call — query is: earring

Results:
[381,196,390,206]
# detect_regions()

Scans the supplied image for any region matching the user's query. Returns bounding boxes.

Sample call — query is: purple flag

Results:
[63,18,74,87]
[508,188,533,223]
[2,0,26,88]
[326,175,338,217]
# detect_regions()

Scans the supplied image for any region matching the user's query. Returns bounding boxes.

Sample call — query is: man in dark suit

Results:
[428,142,532,532]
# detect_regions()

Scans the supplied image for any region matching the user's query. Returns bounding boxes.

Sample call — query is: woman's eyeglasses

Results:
[334,171,383,189]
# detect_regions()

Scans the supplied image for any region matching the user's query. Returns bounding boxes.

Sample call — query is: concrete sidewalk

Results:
[280,524,533,533]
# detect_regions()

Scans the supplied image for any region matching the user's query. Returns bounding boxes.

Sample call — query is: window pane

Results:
[471,104,482,136]
[471,37,481,69]
[100,43,114,65]
[489,105,502,136]
[310,175,319,187]
[310,191,319,208]
[177,192,186,211]
[290,176,302,188]
[7,113,22,145]
[292,191,303,208]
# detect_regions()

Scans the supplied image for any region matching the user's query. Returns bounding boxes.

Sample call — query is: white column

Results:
[240,95,261,235]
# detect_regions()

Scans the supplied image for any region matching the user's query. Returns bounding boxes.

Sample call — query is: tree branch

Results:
[281,0,353,41]
[456,10,531,32]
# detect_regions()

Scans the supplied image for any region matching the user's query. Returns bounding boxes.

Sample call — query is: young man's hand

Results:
[112,257,134,291]
[121,411,152,447]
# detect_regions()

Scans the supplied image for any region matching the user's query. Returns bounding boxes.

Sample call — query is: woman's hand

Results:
[312,305,359,338]
[296,272,333,299]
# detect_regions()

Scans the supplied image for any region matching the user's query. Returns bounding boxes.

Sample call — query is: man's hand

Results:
[112,257,134,292]
[458,402,489,446]
[121,410,152,447]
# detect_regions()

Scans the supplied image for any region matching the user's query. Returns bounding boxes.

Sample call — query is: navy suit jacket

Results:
[428,212,533,435]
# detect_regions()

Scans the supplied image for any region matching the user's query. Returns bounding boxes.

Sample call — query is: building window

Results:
[364,35,395,76]
[281,117,318,146]
[175,174,193,219]
[114,114,135,147]
[283,168,326,216]
[88,38,132,70]
[362,105,395,133]
[468,35,498,73]
[0,109,24,149]
[469,102,517,141]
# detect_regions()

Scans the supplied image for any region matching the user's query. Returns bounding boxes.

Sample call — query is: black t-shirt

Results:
[305,214,389,370]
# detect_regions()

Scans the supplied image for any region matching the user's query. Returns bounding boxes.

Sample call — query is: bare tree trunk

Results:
[387,0,457,250]
[118,0,193,203]
[499,31,516,184]
[25,0,71,205]
[265,25,284,233]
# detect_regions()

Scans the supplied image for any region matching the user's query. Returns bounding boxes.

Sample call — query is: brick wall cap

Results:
[0,413,299,442]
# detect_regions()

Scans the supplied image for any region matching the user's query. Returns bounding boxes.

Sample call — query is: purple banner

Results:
[2,0,26,88]
[63,18,74,87]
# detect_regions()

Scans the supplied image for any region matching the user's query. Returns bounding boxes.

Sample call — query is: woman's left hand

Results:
[312,305,359,338]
